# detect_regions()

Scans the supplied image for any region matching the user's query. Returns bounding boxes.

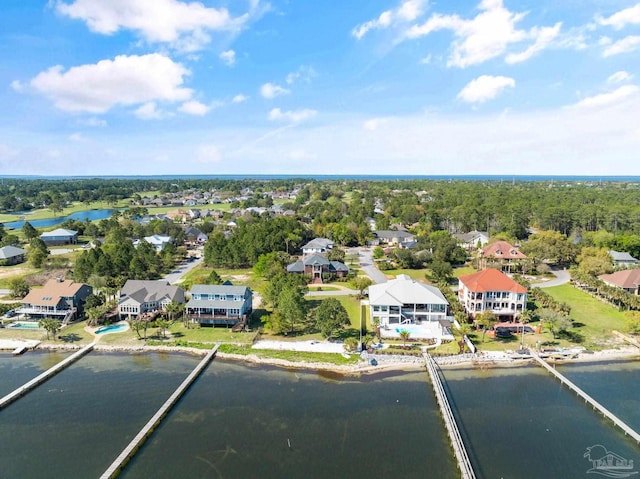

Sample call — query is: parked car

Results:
[4,309,16,318]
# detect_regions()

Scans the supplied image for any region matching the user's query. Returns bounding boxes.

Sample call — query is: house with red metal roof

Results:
[458,268,527,321]
[478,240,528,273]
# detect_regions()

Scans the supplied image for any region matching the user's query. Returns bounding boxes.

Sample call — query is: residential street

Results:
[349,247,387,284]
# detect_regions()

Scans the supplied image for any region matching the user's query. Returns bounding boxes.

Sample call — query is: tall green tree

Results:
[22,221,38,240]
[315,298,350,339]
[476,310,497,343]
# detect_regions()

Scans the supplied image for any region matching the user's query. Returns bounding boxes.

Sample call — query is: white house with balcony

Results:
[368,275,451,340]
[458,268,527,321]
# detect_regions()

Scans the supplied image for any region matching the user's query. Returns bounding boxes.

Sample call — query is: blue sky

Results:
[1,0,639,176]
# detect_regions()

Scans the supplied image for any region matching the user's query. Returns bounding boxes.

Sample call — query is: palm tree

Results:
[399,329,410,347]
[476,310,497,343]
[39,318,60,340]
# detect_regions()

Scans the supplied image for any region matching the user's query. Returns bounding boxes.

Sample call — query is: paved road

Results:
[532,268,571,288]
[350,247,387,284]
[163,255,204,284]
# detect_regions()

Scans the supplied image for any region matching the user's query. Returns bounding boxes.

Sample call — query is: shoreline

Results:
[24,341,640,376]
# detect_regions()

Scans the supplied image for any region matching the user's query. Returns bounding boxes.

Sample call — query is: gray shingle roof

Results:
[190,284,250,296]
[0,245,26,259]
[119,280,185,305]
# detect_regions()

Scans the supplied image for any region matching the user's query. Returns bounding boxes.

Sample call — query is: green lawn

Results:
[453,266,476,278]
[382,268,432,282]
[544,284,628,349]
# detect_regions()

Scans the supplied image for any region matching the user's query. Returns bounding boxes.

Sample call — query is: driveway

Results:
[532,268,571,288]
[351,247,387,284]
[163,255,204,284]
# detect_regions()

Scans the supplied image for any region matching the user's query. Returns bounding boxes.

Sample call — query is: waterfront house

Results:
[185,284,252,327]
[118,280,185,320]
[609,250,639,268]
[0,245,26,265]
[599,269,640,295]
[458,268,527,321]
[40,228,78,246]
[18,278,92,322]
[287,254,349,284]
[478,241,527,273]
[302,238,334,256]
[368,274,451,339]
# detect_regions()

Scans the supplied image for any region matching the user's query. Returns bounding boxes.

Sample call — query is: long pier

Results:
[424,354,476,479]
[531,352,640,443]
[0,342,95,409]
[100,345,219,479]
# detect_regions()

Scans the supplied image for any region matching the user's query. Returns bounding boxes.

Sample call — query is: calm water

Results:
[0,351,200,478]
[4,209,117,230]
[121,363,457,479]
[442,364,640,479]
[2,353,640,478]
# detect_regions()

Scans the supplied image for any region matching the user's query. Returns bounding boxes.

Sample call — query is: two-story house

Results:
[18,278,92,323]
[478,241,527,273]
[287,254,349,284]
[458,268,527,321]
[185,284,253,327]
[302,238,334,256]
[118,280,185,320]
[599,269,640,295]
[368,275,450,339]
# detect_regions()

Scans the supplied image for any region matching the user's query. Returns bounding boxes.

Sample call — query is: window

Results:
[373,305,380,312]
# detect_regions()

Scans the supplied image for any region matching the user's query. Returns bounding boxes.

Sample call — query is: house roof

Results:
[599,269,640,289]
[40,228,78,238]
[302,238,334,250]
[609,250,639,262]
[481,241,527,259]
[144,234,172,245]
[286,255,349,273]
[184,226,205,237]
[375,230,414,239]
[458,268,527,293]
[303,254,330,266]
[453,230,489,243]
[190,284,251,296]
[368,274,448,306]
[22,279,88,306]
[119,280,185,306]
[0,245,26,259]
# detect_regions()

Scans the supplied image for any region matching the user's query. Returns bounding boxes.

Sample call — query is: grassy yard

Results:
[544,284,628,350]
[218,344,360,365]
[453,266,476,278]
[382,268,431,282]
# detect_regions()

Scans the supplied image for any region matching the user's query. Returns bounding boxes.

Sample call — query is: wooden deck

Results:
[0,342,95,409]
[100,345,219,479]
[424,353,476,479]
[531,352,640,443]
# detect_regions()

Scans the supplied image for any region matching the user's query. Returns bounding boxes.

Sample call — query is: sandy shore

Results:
[26,342,640,375]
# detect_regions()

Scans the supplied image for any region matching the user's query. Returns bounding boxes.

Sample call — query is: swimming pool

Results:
[95,324,128,335]
[8,321,43,330]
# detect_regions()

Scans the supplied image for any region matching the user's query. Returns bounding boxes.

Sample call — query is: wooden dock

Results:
[100,345,219,479]
[0,342,95,409]
[531,352,640,443]
[424,354,476,479]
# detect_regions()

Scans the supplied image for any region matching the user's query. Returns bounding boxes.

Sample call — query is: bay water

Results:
[2,353,640,478]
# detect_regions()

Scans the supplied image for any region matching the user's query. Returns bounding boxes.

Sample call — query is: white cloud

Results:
[602,35,640,56]
[55,0,255,52]
[134,101,169,120]
[285,66,317,85]
[505,23,561,64]
[195,144,222,164]
[179,100,211,116]
[232,94,249,103]
[352,0,426,39]
[406,0,563,68]
[30,53,192,113]
[10,80,24,92]
[608,71,633,84]
[268,108,317,123]
[457,75,515,103]
[363,118,387,130]
[288,149,316,161]
[572,85,639,109]
[260,82,290,99]
[78,117,108,127]
[68,133,88,142]
[597,3,640,30]
[220,49,236,66]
